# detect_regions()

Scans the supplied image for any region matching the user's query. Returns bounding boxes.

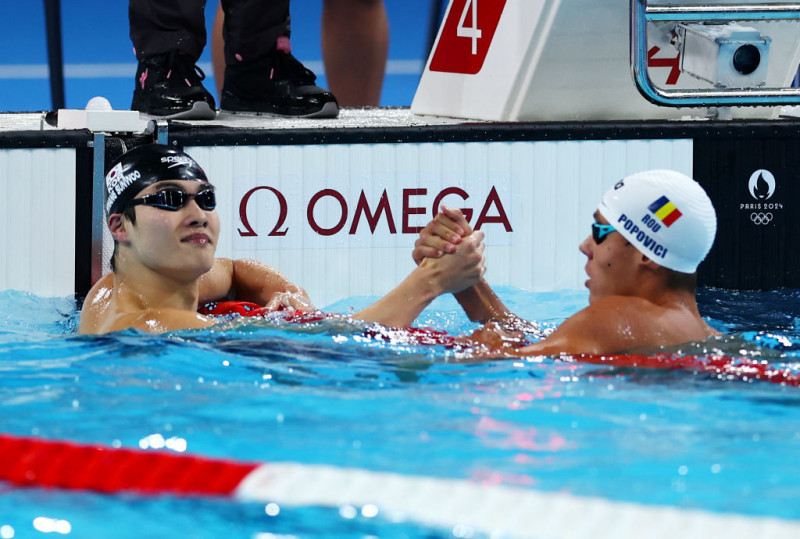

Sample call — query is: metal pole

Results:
[645,3,800,21]
[91,133,105,285]
[426,0,446,57]
[44,0,66,110]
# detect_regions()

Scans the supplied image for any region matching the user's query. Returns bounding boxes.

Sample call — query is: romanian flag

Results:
[648,196,682,227]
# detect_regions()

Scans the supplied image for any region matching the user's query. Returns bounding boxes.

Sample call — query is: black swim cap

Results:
[105,144,208,215]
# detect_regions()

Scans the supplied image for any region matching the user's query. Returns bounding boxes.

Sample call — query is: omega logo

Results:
[237,185,513,237]
[238,186,288,237]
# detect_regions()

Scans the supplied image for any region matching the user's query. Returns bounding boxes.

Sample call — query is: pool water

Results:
[1,287,800,537]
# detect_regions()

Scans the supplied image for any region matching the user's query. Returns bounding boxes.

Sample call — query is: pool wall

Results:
[0,129,92,297]
[2,116,800,303]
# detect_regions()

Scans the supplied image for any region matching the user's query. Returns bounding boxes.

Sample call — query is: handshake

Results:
[412,205,487,296]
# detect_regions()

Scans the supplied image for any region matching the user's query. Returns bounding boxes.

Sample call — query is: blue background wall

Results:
[0,1,438,112]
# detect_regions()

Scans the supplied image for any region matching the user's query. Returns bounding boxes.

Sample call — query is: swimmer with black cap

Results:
[413,169,722,356]
[80,144,487,334]
[80,143,313,334]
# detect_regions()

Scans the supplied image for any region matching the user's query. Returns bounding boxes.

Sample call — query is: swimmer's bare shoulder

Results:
[78,274,114,334]
[97,308,214,334]
[587,295,722,344]
[567,297,716,352]
[477,295,718,357]
[517,297,648,355]
[78,274,215,334]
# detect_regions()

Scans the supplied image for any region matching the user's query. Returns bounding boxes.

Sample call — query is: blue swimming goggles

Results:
[591,222,616,244]
[126,188,217,212]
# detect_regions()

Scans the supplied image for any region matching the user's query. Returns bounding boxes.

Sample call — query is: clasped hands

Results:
[412,206,527,355]
[412,205,486,295]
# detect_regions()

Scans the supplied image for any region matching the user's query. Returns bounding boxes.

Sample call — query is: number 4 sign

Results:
[430,0,509,74]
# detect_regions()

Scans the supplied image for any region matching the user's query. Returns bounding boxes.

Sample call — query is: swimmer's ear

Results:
[639,254,661,271]
[108,214,129,242]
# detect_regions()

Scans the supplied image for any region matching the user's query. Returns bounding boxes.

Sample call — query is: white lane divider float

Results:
[1,433,797,538]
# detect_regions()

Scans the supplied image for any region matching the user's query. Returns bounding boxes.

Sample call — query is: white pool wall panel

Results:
[0,149,75,297]
[187,139,692,308]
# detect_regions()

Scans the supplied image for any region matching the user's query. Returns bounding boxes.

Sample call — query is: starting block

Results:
[412,0,800,121]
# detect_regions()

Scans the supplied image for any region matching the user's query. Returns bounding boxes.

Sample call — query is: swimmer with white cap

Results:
[413,169,721,356]
[80,144,486,334]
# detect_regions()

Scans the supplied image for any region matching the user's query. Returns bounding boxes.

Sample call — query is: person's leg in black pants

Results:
[219,0,339,118]
[128,0,338,119]
[129,0,217,119]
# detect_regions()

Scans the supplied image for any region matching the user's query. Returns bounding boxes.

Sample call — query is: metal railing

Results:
[630,0,800,106]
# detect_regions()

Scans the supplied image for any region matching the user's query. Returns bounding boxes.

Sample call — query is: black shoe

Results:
[131,50,216,120]
[221,46,339,119]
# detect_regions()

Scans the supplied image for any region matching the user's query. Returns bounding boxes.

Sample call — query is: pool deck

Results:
[0,108,472,135]
[2,105,800,134]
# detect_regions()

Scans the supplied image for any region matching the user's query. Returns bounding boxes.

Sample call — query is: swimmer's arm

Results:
[351,263,447,327]
[468,302,632,357]
[355,233,486,327]
[229,258,314,311]
[199,258,314,311]
[453,280,515,324]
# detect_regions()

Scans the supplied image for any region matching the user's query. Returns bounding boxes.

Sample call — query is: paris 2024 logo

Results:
[741,169,783,226]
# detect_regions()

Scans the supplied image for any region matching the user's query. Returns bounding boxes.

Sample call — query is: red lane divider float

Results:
[199,300,460,346]
[0,434,257,496]
[574,353,800,387]
[4,433,800,539]
[200,301,800,387]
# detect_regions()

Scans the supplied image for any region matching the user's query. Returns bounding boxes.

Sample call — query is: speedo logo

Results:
[617,214,668,259]
[161,155,195,168]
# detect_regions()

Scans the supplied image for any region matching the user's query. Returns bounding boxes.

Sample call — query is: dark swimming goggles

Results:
[591,222,616,244]
[126,188,217,212]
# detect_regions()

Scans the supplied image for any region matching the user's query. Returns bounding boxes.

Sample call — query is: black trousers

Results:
[129,0,290,64]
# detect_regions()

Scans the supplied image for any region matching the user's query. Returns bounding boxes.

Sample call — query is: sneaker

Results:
[131,50,217,120]
[221,38,339,118]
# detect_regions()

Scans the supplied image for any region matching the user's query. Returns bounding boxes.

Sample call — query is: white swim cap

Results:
[597,170,717,274]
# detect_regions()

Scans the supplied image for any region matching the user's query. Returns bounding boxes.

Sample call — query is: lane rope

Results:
[575,353,800,386]
[2,433,799,538]
[201,301,800,387]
